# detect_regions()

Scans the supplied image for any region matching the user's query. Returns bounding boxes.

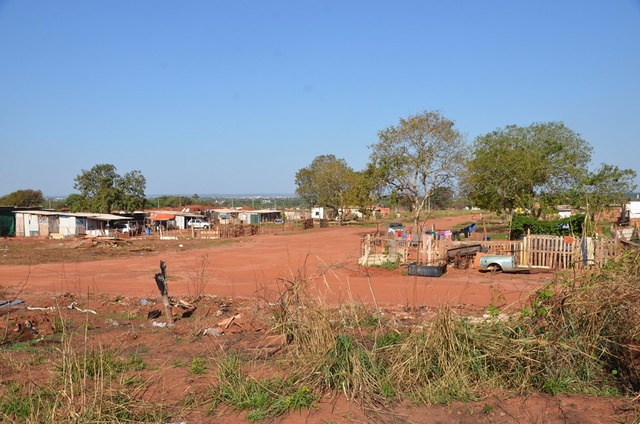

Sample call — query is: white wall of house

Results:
[59,215,81,236]
[18,213,39,237]
[175,215,187,229]
[558,210,572,219]
[284,210,307,221]
[14,212,59,237]
[311,207,330,220]
[628,201,640,219]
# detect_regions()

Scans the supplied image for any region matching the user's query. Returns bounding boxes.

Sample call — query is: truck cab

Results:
[479,255,517,273]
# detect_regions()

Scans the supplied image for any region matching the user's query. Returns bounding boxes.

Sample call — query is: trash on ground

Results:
[147,309,162,319]
[217,314,241,329]
[107,319,131,327]
[0,299,24,309]
[27,306,56,311]
[202,327,224,336]
[67,302,97,314]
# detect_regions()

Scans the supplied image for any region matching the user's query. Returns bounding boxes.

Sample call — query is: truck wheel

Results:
[487,264,502,274]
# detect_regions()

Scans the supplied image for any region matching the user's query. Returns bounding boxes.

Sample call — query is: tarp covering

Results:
[152,214,176,221]
[0,209,15,237]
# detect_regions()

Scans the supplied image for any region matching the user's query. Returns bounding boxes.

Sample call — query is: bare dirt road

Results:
[2,214,551,314]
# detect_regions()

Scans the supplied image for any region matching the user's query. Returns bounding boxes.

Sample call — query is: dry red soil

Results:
[1,214,637,423]
[1,215,549,310]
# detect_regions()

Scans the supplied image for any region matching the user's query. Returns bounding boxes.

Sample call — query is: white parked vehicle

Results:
[113,222,138,235]
[187,218,211,230]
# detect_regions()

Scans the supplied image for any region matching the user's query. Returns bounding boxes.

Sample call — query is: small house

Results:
[311,207,336,221]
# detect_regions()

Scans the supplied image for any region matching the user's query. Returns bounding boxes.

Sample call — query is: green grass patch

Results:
[211,355,317,422]
[190,356,207,375]
[268,250,640,408]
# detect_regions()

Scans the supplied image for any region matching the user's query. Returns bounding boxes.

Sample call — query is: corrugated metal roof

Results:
[149,210,203,218]
[61,212,131,221]
[14,210,130,221]
[14,210,60,216]
[151,213,176,221]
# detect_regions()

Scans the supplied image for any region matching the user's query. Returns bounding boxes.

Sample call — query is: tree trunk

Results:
[154,260,175,327]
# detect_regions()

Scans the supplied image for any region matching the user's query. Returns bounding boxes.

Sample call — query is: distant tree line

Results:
[294,110,636,234]
[144,195,305,210]
[2,111,636,233]
[0,189,46,208]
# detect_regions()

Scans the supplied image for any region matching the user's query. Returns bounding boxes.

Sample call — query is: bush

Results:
[510,214,585,240]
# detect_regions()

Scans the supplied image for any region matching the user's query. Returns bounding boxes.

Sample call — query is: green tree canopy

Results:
[571,164,637,235]
[73,164,146,213]
[117,170,147,212]
[295,155,359,211]
[341,169,376,219]
[464,122,592,215]
[63,193,83,211]
[0,189,45,207]
[368,110,467,230]
[575,164,636,211]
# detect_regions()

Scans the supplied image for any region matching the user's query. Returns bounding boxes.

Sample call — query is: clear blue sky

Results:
[1,1,639,197]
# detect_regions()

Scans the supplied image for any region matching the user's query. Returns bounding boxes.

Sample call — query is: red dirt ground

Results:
[1,214,637,423]
[1,215,549,311]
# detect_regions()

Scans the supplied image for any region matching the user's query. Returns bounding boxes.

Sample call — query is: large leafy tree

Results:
[117,170,147,212]
[464,122,592,215]
[368,111,467,230]
[572,164,636,235]
[341,169,377,219]
[295,155,358,212]
[0,189,45,207]
[73,164,146,213]
[63,193,84,211]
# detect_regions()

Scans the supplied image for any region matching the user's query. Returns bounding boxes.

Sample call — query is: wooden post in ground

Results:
[482,215,487,241]
[154,260,175,327]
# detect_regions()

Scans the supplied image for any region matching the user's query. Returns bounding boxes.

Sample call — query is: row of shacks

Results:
[1,209,136,238]
[148,208,284,231]
[0,207,286,238]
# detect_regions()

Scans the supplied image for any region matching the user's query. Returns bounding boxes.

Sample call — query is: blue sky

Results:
[1,1,639,197]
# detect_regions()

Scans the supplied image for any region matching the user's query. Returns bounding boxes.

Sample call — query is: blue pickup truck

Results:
[479,255,529,273]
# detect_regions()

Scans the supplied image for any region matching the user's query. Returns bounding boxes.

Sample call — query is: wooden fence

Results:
[359,233,623,270]
[150,218,342,240]
[151,224,259,240]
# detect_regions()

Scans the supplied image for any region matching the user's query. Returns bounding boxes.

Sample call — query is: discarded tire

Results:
[407,262,447,277]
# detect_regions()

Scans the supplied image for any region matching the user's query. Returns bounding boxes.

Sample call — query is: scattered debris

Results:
[107,319,131,327]
[175,299,194,309]
[12,320,39,342]
[202,327,224,336]
[27,306,56,311]
[147,309,162,319]
[174,298,196,318]
[67,302,97,314]
[152,321,168,328]
[0,299,24,309]
[217,313,241,329]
